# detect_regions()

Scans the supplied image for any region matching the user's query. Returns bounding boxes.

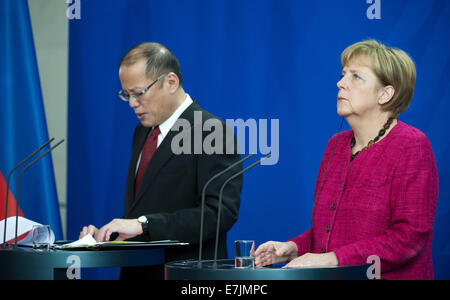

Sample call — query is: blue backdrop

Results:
[67,0,450,279]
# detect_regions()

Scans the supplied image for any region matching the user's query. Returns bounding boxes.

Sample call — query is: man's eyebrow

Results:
[124,86,144,93]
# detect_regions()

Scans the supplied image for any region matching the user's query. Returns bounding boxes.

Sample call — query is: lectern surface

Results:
[0,246,165,280]
[165,259,371,280]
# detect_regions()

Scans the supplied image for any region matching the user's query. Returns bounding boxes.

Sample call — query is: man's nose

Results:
[128,96,139,108]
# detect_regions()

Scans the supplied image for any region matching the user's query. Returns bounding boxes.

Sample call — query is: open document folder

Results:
[1,217,188,250]
[55,234,189,250]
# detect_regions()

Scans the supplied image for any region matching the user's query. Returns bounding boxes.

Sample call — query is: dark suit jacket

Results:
[120,101,242,279]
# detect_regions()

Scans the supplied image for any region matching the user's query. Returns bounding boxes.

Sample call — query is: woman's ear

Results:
[378,85,395,105]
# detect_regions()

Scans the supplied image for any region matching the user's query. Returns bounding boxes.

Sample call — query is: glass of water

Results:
[235,240,255,269]
[31,225,52,249]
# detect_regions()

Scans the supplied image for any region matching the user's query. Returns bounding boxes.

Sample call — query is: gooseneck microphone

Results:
[197,153,255,267]
[2,138,55,249]
[13,139,64,248]
[213,154,272,266]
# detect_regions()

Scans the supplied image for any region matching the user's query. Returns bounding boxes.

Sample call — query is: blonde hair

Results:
[341,40,416,117]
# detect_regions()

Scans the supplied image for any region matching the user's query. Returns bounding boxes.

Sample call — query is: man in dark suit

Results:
[79,42,242,279]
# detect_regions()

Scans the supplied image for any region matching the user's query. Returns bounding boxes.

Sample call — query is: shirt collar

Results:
[158,93,193,140]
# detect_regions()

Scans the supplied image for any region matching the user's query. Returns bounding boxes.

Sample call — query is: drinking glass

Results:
[234,240,255,269]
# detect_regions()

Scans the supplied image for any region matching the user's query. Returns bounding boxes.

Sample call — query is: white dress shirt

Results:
[135,94,193,174]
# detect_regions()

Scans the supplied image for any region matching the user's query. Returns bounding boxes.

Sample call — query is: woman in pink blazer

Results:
[255,40,439,280]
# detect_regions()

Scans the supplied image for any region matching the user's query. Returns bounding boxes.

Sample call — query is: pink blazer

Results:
[289,121,439,280]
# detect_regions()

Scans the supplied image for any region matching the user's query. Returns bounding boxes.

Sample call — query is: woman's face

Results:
[336,57,384,119]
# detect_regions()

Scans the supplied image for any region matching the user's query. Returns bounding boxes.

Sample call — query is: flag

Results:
[0,171,24,221]
[0,0,63,240]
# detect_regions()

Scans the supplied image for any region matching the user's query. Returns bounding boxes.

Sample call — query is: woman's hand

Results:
[254,241,298,267]
[283,252,338,268]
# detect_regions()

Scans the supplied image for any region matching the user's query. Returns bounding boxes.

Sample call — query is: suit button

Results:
[326,225,330,233]
[331,203,337,210]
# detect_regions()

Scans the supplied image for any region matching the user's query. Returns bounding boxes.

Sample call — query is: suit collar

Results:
[126,100,202,214]
[158,94,193,141]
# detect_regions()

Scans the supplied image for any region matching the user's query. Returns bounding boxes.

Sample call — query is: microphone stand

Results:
[213,154,272,267]
[197,153,255,267]
[2,138,54,249]
[13,139,64,248]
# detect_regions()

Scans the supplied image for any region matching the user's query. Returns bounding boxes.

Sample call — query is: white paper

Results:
[54,234,183,249]
[58,233,98,248]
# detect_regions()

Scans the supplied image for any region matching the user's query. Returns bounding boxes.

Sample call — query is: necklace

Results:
[350,117,395,161]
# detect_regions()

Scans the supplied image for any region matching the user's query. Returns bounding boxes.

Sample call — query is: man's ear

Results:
[378,85,395,105]
[165,72,180,94]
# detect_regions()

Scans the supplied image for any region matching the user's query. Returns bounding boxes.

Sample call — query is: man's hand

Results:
[283,252,338,268]
[79,225,99,239]
[95,219,143,242]
[254,241,298,267]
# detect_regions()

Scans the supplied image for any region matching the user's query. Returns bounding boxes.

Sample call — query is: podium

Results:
[165,259,371,280]
[0,246,165,280]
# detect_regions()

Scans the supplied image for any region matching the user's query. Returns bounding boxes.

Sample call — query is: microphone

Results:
[2,138,55,249]
[197,153,255,267]
[13,139,65,248]
[213,154,272,265]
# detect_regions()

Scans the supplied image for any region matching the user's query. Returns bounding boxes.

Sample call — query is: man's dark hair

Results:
[119,42,183,86]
